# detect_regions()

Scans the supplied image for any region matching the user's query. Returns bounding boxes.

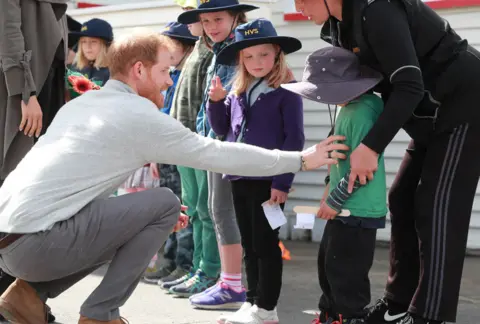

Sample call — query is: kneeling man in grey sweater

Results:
[0,29,347,324]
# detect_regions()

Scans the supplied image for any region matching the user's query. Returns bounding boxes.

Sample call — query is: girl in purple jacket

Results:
[207,18,304,324]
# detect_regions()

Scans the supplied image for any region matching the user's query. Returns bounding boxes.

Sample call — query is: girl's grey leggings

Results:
[207,171,241,245]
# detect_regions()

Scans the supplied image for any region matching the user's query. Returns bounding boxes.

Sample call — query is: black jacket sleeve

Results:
[361,0,425,154]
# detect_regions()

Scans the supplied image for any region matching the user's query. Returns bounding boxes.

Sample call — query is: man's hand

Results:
[150,163,160,179]
[348,143,378,193]
[301,135,349,170]
[20,95,43,138]
[173,205,189,232]
[208,76,227,102]
[316,201,338,220]
[269,188,288,205]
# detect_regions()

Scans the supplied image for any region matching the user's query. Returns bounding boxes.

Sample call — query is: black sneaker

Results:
[397,314,445,324]
[143,266,172,284]
[365,299,408,324]
[158,267,190,287]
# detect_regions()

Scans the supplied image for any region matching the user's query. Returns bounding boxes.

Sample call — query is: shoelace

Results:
[185,274,201,286]
[365,299,387,320]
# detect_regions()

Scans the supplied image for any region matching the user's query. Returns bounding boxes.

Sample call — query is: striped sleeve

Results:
[325,171,363,212]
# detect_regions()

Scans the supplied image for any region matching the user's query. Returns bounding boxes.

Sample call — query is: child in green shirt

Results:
[282,47,387,324]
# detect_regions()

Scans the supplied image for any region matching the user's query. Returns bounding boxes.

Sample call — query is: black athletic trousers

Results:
[385,48,480,323]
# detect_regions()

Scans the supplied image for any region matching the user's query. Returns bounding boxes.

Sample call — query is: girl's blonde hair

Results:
[74,37,109,70]
[232,45,294,95]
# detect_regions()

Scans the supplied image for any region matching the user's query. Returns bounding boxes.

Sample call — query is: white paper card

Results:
[294,213,315,229]
[262,202,287,230]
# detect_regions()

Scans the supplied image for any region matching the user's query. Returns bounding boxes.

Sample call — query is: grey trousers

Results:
[0,187,180,321]
[207,171,241,245]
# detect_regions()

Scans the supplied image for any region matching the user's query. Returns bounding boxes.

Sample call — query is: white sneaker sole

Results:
[191,301,245,310]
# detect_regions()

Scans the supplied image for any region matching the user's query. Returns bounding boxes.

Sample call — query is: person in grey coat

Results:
[0,0,68,184]
[0,0,69,322]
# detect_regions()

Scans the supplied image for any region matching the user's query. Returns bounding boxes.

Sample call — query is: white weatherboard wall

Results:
[68,1,480,250]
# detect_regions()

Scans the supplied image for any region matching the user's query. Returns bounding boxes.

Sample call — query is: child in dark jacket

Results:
[207,18,304,324]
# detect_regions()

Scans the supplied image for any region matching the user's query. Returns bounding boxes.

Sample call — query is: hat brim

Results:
[177,4,259,24]
[166,34,198,45]
[69,32,113,46]
[281,69,383,105]
[216,36,302,65]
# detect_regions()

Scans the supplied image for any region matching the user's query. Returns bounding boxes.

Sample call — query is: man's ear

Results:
[132,61,144,80]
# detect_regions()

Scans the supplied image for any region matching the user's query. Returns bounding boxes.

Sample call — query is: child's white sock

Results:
[221,272,243,292]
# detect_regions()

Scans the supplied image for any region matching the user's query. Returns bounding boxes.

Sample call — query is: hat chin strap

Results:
[323,0,340,47]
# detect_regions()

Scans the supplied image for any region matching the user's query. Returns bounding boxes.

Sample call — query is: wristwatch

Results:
[300,156,308,171]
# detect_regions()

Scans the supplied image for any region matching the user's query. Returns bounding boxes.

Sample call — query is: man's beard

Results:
[138,75,166,109]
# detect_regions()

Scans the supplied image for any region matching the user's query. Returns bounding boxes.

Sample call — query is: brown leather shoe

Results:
[79,315,129,324]
[0,279,48,324]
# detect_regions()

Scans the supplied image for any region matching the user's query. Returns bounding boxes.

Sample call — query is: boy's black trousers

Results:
[318,220,377,319]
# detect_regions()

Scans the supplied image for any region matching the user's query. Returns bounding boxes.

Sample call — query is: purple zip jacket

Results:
[207,86,305,193]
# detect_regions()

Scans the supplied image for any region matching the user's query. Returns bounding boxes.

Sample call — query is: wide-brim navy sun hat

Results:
[216,19,302,65]
[69,18,114,45]
[161,22,199,45]
[177,0,258,25]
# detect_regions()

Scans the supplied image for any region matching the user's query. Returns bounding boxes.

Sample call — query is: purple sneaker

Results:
[189,282,246,310]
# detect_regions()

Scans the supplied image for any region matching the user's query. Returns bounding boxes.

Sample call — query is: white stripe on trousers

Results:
[425,124,469,319]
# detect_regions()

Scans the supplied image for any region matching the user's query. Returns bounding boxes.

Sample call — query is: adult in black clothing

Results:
[295,0,480,324]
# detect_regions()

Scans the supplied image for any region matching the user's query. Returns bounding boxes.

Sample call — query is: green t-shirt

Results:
[329,94,388,218]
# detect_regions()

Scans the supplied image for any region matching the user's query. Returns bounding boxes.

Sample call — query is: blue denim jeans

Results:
[163,224,194,270]
[159,164,193,270]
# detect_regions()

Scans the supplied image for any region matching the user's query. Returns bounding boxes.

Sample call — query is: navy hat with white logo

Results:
[216,18,302,65]
[161,22,199,45]
[177,0,258,25]
[69,18,114,45]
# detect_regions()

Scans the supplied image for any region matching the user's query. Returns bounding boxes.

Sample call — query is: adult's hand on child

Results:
[269,189,288,204]
[316,201,338,220]
[150,163,160,179]
[172,205,189,232]
[20,95,43,138]
[348,143,378,193]
[301,135,349,170]
[208,76,227,102]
